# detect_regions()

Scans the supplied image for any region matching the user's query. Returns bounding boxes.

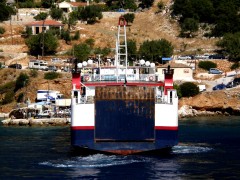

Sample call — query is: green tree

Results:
[61,29,71,44]
[212,1,240,36]
[14,73,29,92]
[85,38,95,48]
[41,0,55,8]
[127,39,137,61]
[0,2,15,22]
[172,0,240,37]
[121,0,137,10]
[180,18,199,38]
[139,0,154,9]
[50,8,63,20]
[179,82,199,97]
[73,43,91,62]
[77,5,103,24]
[34,12,48,21]
[174,84,182,99]
[138,39,173,63]
[198,61,217,71]
[94,47,111,58]
[17,92,24,103]
[72,30,80,40]
[217,32,240,61]
[123,13,135,24]
[25,31,59,56]
[62,12,77,30]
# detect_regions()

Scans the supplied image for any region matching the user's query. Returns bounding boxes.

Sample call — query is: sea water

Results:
[0,116,239,179]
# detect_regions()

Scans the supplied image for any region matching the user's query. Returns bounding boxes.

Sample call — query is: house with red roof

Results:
[25,19,64,35]
[58,1,87,13]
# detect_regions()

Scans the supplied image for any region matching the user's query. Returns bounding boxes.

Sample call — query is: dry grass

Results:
[0,0,220,56]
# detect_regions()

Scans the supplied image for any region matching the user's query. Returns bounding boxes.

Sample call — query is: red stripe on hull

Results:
[71,126,178,130]
[155,126,178,130]
[71,126,94,130]
[83,82,164,87]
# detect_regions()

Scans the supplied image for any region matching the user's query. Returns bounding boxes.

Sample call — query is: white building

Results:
[58,1,87,13]
[156,62,194,81]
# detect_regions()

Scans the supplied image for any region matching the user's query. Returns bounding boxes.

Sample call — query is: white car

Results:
[36,110,53,118]
[178,56,191,60]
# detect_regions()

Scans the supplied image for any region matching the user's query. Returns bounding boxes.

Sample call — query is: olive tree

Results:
[217,32,240,61]
[73,43,91,62]
[138,39,173,63]
[25,31,59,56]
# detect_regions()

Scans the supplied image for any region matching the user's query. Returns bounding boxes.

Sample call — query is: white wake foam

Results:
[39,154,144,168]
[172,145,213,154]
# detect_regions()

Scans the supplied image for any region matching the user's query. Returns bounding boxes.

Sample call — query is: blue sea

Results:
[0,116,240,179]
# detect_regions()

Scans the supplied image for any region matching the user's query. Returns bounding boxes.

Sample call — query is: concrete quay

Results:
[1,117,70,126]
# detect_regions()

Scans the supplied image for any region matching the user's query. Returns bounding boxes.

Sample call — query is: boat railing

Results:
[75,94,172,105]
[82,74,157,82]
[79,95,94,104]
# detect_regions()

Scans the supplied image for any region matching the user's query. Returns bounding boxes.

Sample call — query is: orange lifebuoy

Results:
[149,76,154,81]
[84,76,89,81]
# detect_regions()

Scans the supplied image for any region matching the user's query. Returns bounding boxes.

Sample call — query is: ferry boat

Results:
[70,17,178,155]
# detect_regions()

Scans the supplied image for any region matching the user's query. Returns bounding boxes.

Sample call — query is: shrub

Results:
[17,92,24,103]
[1,91,15,105]
[72,30,80,40]
[157,1,164,11]
[0,81,15,93]
[173,84,182,99]
[44,72,61,80]
[179,82,199,97]
[14,73,29,92]
[29,69,38,78]
[123,13,135,24]
[198,61,217,71]
[0,27,5,35]
[230,62,239,70]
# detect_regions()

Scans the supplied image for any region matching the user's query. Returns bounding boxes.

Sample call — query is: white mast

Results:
[117,16,128,80]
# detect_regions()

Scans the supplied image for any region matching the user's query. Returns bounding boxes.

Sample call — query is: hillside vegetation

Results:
[0,0,239,114]
[0,0,221,56]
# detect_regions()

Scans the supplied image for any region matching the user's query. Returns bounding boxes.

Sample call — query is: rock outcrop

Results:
[178,88,240,118]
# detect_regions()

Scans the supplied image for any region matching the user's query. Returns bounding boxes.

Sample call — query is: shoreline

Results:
[1,117,70,126]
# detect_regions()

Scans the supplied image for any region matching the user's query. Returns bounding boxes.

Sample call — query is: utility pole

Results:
[16,0,19,21]
[42,20,45,59]
[10,15,13,45]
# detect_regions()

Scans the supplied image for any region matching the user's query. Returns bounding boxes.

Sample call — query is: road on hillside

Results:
[199,70,239,91]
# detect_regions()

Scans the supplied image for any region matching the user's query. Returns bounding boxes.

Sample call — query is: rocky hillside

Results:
[0,0,239,115]
[0,0,219,55]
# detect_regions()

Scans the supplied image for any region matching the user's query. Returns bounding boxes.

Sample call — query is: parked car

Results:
[233,77,240,86]
[8,63,22,69]
[48,65,57,72]
[209,68,223,74]
[226,81,234,88]
[178,55,192,60]
[212,84,226,90]
[195,54,210,59]
[36,110,53,118]
[209,54,225,59]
